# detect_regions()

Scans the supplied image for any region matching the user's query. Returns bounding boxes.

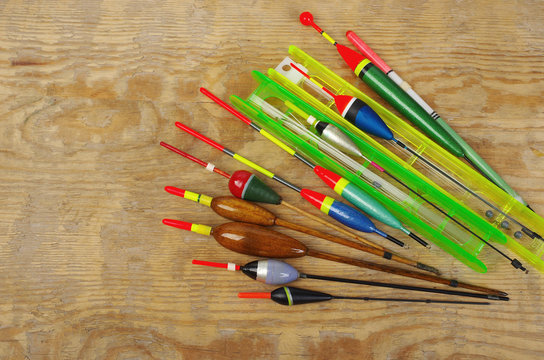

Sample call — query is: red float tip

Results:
[175,122,225,152]
[314,166,342,188]
[192,259,240,270]
[299,12,322,32]
[299,12,314,26]
[289,63,311,80]
[300,188,328,209]
[238,292,271,299]
[336,44,366,72]
[289,63,337,99]
[332,94,355,115]
[165,186,186,198]
[199,87,252,126]
[162,218,192,231]
[346,30,391,73]
[160,141,231,179]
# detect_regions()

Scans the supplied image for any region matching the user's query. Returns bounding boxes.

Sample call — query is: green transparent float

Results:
[231,71,507,273]
[264,46,544,273]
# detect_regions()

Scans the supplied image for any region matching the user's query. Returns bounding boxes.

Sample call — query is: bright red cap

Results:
[162,219,192,231]
[332,94,355,115]
[165,186,185,197]
[238,292,271,299]
[229,170,253,198]
[346,30,391,73]
[299,12,313,26]
[192,259,240,270]
[313,166,342,188]
[336,44,366,72]
[300,189,327,209]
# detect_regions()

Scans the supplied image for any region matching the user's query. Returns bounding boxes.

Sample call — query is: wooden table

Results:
[1,1,543,358]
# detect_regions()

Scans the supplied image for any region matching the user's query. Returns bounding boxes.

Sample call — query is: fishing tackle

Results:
[345,29,530,208]
[162,218,506,296]
[305,112,362,157]
[289,62,393,141]
[241,96,528,273]
[199,87,430,249]
[192,259,508,301]
[167,186,441,273]
[160,141,280,204]
[299,11,464,158]
[238,286,490,306]
[160,141,384,250]
[286,65,542,242]
[175,122,408,249]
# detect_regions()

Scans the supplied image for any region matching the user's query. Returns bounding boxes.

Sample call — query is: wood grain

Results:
[0,0,543,359]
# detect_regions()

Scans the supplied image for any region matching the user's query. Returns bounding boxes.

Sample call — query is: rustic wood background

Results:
[0,0,543,359]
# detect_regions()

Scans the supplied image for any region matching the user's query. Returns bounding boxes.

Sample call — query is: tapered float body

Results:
[299,11,464,157]
[192,259,299,285]
[240,287,333,306]
[164,219,307,258]
[228,170,281,204]
[314,166,401,230]
[336,96,393,140]
[307,115,363,157]
[238,286,490,306]
[192,258,508,301]
[301,188,380,234]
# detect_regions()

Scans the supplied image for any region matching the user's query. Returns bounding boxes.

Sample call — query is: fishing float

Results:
[167,186,443,273]
[160,141,386,250]
[345,29,531,209]
[174,122,411,249]
[298,11,465,159]
[193,259,508,301]
[288,62,394,143]
[241,94,528,273]
[162,218,506,295]
[279,65,542,242]
[199,87,430,249]
[238,286,490,306]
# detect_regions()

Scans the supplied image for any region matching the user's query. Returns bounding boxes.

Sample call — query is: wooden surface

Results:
[1,0,543,358]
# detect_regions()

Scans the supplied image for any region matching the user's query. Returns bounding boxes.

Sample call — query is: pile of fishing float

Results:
[160,12,544,307]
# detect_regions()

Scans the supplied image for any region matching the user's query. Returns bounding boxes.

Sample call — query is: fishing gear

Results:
[162,218,505,296]
[160,141,385,250]
[299,11,464,158]
[167,186,441,273]
[261,51,544,273]
[238,286,490,306]
[241,94,528,274]
[193,259,508,301]
[200,87,430,249]
[287,64,542,243]
[289,61,393,141]
[175,122,409,249]
[345,29,530,208]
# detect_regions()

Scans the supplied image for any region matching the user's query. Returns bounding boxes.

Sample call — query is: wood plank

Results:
[0,0,543,358]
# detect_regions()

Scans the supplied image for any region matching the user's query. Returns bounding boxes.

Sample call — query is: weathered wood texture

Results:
[0,0,543,359]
